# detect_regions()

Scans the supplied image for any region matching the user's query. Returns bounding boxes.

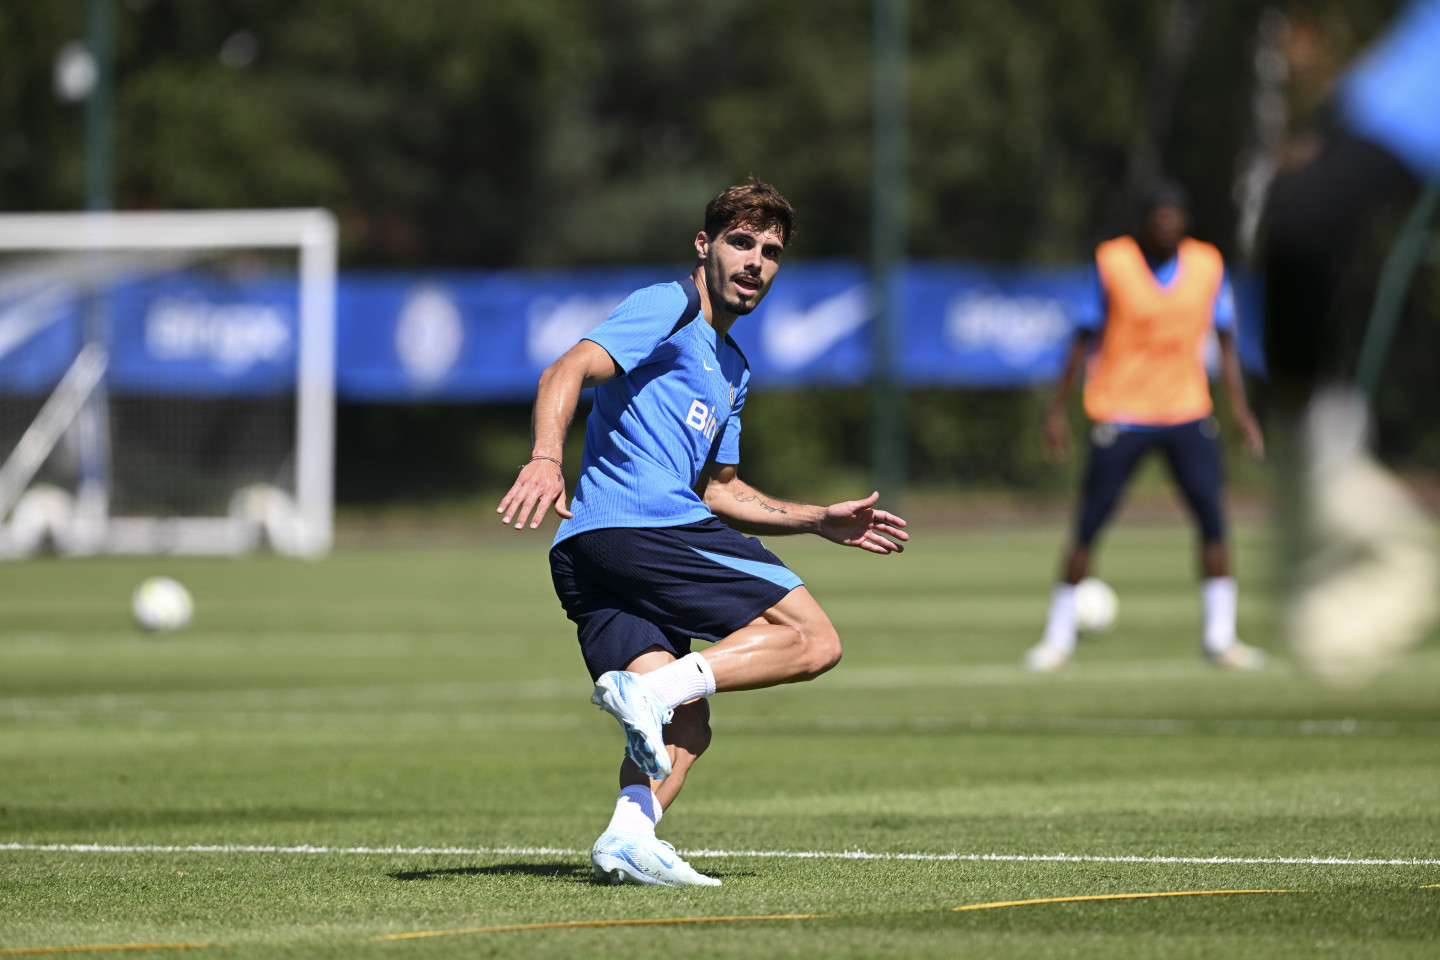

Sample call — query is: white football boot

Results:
[1206,639,1268,671]
[591,830,721,887]
[591,671,673,780]
[1286,388,1439,684]
[1023,641,1071,673]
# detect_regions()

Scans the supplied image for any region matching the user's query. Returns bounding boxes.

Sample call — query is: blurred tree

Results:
[0,0,1403,266]
[2,0,1428,501]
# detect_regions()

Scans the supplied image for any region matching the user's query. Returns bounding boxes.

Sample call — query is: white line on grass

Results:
[0,679,575,714]
[0,709,585,733]
[826,661,1244,689]
[3,843,1437,867]
[718,715,1440,737]
[824,651,1440,689]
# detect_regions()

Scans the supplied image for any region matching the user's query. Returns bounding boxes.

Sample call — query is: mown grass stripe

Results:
[5,647,1438,713]
[3,887,1429,952]
[0,943,218,956]
[370,913,833,941]
[7,708,1440,739]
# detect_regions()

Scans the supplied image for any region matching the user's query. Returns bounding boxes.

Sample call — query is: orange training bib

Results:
[1083,236,1225,426]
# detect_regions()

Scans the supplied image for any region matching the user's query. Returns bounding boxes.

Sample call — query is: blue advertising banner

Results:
[900,262,1091,387]
[335,261,1264,400]
[0,261,1267,401]
[337,267,678,401]
[732,262,874,387]
[106,273,297,396]
[338,263,878,400]
[0,272,298,397]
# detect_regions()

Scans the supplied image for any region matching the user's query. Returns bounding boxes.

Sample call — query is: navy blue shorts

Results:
[549,516,804,680]
[1076,417,1227,546]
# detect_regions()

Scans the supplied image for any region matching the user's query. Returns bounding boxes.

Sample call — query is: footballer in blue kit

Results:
[498,177,908,887]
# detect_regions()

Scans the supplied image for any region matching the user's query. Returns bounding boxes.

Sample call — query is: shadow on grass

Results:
[389,863,593,882]
[388,863,758,883]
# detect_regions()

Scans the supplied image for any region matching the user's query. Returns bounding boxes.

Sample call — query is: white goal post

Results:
[0,209,336,558]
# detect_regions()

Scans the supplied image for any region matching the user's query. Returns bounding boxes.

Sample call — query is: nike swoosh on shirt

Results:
[703,361,714,371]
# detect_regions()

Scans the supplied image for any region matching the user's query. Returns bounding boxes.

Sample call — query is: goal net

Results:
[0,209,336,558]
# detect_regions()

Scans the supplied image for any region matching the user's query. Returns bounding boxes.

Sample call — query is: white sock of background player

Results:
[1201,576,1238,654]
[1040,583,1078,653]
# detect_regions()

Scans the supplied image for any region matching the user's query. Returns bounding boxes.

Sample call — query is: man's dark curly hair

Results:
[703,175,797,247]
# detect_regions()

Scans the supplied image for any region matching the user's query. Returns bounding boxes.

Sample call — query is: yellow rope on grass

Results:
[8,884,1430,951]
[373,889,1307,941]
[955,889,1301,911]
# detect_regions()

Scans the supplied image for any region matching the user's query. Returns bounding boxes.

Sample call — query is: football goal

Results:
[0,209,336,558]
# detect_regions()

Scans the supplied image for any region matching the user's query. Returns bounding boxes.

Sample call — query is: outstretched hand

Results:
[497,458,573,530]
[818,491,908,554]
[1042,406,1072,462]
[1236,410,1266,460]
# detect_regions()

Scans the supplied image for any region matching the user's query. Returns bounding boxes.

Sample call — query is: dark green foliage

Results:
[335,402,534,503]
[3,0,1434,494]
[333,384,1276,504]
[0,0,1406,266]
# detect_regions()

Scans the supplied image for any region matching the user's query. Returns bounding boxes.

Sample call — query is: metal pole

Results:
[76,0,116,549]
[871,0,906,502]
[84,0,114,212]
[1355,177,1440,398]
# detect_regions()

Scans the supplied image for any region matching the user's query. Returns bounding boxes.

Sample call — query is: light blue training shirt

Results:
[553,277,750,546]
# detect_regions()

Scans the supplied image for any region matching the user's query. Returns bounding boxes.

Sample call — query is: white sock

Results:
[606,784,662,835]
[1040,583,1078,653]
[1202,576,1238,653]
[639,652,716,710]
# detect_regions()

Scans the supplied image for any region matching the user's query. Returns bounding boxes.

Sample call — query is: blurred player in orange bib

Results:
[1027,181,1266,672]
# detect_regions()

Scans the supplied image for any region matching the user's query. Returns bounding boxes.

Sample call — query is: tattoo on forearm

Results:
[733,492,788,515]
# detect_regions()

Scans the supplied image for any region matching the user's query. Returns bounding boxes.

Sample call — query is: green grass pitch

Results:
[1,522,1437,958]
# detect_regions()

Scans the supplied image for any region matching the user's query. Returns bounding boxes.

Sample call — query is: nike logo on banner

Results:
[761,284,870,372]
[0,286,66,362]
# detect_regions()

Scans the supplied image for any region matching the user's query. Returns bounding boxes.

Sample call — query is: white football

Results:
[131,576,194,633]
[1074,578,1118,633]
